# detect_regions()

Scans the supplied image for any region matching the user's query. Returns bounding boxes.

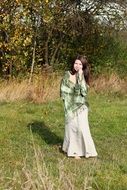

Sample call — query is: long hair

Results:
[70,55,90,85]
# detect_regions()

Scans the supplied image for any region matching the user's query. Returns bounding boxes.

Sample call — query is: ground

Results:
[0,93,127,190]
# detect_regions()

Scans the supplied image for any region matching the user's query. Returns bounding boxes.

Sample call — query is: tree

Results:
[0,0,127,78]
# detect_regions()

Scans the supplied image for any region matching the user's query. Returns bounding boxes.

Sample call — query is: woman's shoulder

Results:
[64,70,70,74]
[63,70,70,78]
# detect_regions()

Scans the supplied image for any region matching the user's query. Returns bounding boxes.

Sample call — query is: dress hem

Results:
[62,149,97,158]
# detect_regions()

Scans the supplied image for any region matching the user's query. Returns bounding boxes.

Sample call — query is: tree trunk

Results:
[29,39,36,84]
[44,29,53,65]
[45,40,49,65]
[50,42,62,66]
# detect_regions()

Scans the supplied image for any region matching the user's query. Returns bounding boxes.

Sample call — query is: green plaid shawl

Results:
[60,71,89,118]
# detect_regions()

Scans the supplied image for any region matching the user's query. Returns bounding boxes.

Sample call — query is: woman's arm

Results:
[60,71,71,100]
[74,72,87,97]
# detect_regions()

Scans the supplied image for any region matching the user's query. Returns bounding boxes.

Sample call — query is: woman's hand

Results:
[78,69,83,76]
[76,69,83,82]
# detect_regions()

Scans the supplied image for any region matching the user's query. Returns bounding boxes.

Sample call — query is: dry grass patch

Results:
[91,73,127,95]
[0,72,126,103]
[0,73,62,103]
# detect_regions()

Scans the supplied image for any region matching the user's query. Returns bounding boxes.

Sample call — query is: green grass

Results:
[0,93,127,190]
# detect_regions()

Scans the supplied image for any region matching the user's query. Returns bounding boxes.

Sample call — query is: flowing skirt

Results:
[62,105,97,158]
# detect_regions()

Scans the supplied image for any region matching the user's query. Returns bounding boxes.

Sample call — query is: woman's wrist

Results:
[78,72,83,82]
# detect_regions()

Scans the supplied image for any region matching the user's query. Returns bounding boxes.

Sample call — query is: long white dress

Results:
[62,105,97,157]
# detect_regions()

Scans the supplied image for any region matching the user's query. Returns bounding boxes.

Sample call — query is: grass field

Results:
[0,93,127,190]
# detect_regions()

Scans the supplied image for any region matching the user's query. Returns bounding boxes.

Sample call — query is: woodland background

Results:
[1,0,127,102]
[1,0,127,78]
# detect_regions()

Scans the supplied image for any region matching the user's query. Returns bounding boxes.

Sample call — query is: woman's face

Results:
[73,59,83,72]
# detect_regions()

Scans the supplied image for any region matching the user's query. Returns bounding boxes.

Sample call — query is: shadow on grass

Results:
[27,121,63,146]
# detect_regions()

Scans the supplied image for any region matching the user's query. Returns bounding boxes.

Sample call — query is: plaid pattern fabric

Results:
[60,71,88,118]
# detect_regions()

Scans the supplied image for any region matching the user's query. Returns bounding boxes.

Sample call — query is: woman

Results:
[60,55,97,159]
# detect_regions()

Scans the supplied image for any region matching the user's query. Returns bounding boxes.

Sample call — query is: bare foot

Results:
[86,155,97,158]
[74,156,81,160]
